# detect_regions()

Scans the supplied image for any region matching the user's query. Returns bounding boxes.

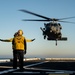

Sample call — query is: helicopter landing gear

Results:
[40,27,47,39]
[56,40,57,46]
[44,35,46,39]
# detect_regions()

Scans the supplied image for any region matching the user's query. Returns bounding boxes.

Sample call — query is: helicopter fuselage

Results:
[40,22,67,45]
[41,22,62,39]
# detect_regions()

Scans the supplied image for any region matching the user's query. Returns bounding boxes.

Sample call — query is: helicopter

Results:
[19,9,75,46]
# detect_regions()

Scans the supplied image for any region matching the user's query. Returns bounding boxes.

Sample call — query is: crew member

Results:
[0,30,35,69]
[12,30,35,70]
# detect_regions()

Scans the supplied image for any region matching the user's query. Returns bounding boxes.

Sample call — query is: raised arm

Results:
[26,38,35,42]
[0,38,13,42]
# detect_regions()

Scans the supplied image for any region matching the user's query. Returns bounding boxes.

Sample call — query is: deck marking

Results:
[0,61,74,74]
[25,67,74,74]
[26,67,75,72]
[13,71,72,74]
[13,71,40,74]
[0,69,18,74]
[0,61,48,74]
[25,60,49,68]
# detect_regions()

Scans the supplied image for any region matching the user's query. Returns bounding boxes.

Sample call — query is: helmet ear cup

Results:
[22,31,23,35]
[14,32,18,37]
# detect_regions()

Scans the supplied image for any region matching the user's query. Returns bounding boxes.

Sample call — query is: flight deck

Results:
[0,58,75,75]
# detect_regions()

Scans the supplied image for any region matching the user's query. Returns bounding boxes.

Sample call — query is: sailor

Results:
[12,30,35,70]
[0,30,35,69]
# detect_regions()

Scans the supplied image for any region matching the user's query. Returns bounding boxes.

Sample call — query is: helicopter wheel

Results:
[56,40,57,46]
[58,34,62,39]
[44,35,46,39]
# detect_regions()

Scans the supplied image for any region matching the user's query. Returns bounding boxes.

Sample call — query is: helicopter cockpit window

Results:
[56,23,62,34]
[45,23,50,30]
[50,23,62,34]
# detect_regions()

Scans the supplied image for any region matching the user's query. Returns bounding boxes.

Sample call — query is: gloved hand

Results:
[24,50,26,54]
[0,39,2,41]
[31,39,35,41]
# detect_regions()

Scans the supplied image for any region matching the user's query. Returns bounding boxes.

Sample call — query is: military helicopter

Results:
[19,9,75,46]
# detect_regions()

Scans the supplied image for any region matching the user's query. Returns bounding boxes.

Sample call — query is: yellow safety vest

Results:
[13,36,26,50]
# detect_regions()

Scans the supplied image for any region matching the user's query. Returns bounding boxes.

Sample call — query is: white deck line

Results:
[25,67,74,74]
[13,71,72,74]
[0,69,18,74]
[25,60,49,68]
[13,71,40,74]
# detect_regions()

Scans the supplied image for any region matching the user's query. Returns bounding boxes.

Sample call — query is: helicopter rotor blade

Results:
[19,9,53,21]
[58,16,75,20]
[58,20,75,24]
[22,19,50,21]
[22,19,75,24]
[19,9,75,23]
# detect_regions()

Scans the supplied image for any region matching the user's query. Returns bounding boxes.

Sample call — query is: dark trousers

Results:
[13,50,24,69]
